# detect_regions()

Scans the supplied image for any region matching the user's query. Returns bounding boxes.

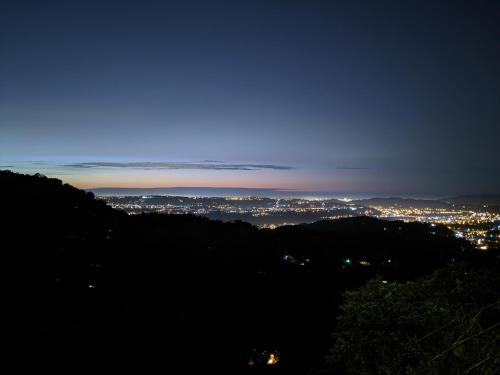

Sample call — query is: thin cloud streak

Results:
[336,166,370,170]
[63,162,293,171]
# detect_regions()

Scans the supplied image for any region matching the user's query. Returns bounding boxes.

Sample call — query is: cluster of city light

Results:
[102,196,500,249]
[370,205,500,249]
[103,196,376,220]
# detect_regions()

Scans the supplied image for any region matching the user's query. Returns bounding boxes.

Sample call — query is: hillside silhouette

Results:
[0,170,496,374]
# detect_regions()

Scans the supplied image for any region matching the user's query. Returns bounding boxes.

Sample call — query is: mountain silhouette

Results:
[0,170,493,375]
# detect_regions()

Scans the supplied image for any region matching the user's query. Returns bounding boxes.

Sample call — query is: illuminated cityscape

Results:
[100,195,500,250]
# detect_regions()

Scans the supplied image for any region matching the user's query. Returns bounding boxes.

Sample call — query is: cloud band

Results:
[64,161,293,171]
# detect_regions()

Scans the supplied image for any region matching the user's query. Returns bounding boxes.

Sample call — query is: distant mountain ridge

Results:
[353,197,450,209]
[88,186,500,206]
[443,194,500,206]
[89,186,289,197]
[88,186,371,199]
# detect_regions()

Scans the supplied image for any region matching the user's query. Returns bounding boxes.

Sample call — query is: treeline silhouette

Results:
[0,170,497,374]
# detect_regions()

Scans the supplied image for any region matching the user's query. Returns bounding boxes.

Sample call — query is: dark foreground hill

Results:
[0,170,497,374]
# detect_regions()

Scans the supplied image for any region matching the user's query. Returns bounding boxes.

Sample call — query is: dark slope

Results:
[0,170,490,375]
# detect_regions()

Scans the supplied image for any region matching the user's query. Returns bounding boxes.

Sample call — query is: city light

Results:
[267,353,279,365]
[101,195,500,250]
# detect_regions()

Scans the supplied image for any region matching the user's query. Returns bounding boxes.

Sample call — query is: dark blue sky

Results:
[1,0,499,195]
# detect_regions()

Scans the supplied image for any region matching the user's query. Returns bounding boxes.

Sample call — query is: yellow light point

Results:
[267,353,279,365]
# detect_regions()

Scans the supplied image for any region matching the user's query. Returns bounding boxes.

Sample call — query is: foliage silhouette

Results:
[328,265,500,374]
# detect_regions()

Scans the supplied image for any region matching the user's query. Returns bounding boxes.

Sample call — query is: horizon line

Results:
[84,186,496,200]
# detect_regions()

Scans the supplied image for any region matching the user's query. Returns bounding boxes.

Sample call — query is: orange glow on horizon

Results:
[65,173,288,189]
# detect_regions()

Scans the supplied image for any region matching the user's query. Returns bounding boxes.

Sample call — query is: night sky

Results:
[1,0,499,195]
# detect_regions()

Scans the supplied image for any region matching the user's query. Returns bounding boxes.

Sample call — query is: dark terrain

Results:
[0,170,497,374]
